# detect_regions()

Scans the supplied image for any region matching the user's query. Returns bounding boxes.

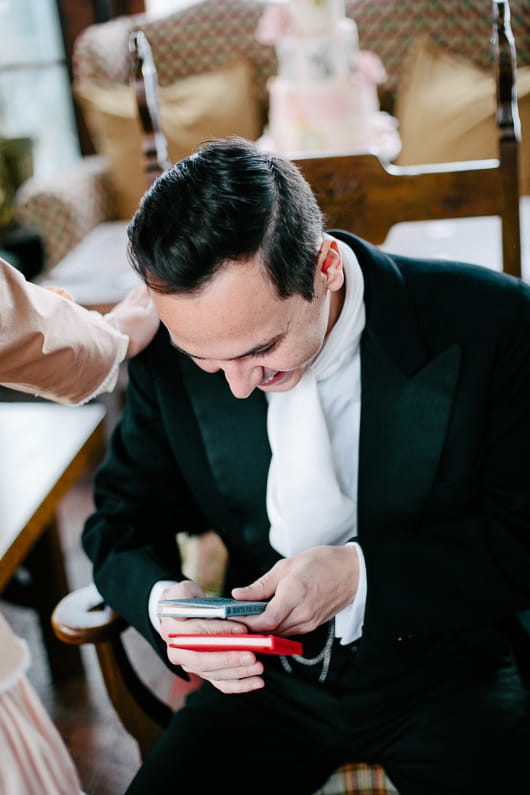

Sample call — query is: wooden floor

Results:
[0,411,178,795]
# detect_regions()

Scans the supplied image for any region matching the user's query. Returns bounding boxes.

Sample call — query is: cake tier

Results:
[276,17,358,84]
[267,76,379,153]
[287,0,346,37]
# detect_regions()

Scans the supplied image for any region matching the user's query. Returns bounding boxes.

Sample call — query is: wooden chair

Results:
[130,0,522,277]
[128,29,171,187]
[292,0,522,278]
[51,1,524,791]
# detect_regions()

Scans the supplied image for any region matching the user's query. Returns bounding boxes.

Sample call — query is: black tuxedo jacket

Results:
[84,233,530,696]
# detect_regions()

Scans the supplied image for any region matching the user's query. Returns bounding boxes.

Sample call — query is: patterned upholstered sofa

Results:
[15,0,530,272]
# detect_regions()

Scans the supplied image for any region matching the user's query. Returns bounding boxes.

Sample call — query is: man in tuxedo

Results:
[83,138,530,794]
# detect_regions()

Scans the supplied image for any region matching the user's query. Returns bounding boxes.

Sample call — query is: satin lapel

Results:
[180,232,461,542]
[331,232,462,534]
[359,330,461,532]
[180,356,271,529]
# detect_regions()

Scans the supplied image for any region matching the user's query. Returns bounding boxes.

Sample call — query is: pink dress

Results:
[0,256,129,791]
[0,613,83,794]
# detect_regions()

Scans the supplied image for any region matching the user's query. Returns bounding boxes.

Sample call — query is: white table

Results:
[0,402,106,678]
[382,197,530,282]
[38,221,141,312]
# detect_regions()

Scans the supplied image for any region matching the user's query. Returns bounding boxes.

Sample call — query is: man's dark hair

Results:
[127,137,324,301]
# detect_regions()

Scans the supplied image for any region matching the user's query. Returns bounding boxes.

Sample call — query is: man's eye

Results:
[252,344,275,358]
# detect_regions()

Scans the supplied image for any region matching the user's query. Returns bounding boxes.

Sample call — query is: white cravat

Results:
[266,241,367,643]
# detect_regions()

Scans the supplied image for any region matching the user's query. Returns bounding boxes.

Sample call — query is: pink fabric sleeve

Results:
[0,614,82,794]
[0,675,83,794]
[0,257,124,405]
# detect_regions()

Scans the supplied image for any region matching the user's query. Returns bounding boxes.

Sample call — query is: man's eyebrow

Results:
[168,334,284,361]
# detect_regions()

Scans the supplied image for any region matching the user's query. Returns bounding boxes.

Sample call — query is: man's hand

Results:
[106,285,160,358]
[158,581,265,694]
[232,544,359,637]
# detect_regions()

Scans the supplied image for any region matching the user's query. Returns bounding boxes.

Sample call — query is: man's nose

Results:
[221,360,263,399]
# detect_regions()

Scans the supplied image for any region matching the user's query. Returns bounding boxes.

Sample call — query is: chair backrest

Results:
[129,30,171,185]
[128,0,522,279]
[292,0,521,278]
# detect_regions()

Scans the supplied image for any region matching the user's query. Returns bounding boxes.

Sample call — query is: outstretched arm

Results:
[0,258,159,404]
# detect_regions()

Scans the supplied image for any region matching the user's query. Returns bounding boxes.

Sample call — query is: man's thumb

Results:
[232,571,275,600]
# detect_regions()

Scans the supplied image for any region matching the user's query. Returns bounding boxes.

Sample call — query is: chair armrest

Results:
[15,155,115,270]
[51,582,127,646]
[52,582,172,757]
[50,586,398,787]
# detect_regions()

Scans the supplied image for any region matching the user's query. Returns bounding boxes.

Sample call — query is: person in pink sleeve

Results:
[0,256,159,403]
[0,255,159,794]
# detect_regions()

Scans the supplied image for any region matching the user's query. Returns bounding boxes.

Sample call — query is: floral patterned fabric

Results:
[348,0,530,110]
[15,155,112,270]
[16,0,530,270]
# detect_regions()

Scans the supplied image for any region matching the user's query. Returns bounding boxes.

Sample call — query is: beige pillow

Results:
[76,58,263,219]
[394,36,530,195]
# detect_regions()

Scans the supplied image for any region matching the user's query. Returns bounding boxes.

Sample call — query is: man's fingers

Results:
[210,676,265,694]
[167,648,261,675]
[232,565,281,600]
[181,659,264,682]
[167,648,265,692]
[161,617,249,643]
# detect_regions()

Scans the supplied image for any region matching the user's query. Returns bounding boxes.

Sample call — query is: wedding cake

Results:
[256,0,399,157]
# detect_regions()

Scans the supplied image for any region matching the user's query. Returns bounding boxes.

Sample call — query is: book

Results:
[167,633,303,655]
[157,597,268,619]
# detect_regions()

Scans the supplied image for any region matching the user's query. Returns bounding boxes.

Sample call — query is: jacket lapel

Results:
[181,232,461,545]
[180,356,271,537]
[333,232,462,534]
[359,329,460,532]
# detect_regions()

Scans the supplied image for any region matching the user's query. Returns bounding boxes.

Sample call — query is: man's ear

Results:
[320,239,344,292]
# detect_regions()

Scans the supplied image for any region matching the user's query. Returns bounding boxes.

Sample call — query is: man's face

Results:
[151,239,344,399]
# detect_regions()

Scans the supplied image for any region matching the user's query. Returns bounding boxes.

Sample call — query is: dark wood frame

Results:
[292,0,522,278]
[55,0,145,155]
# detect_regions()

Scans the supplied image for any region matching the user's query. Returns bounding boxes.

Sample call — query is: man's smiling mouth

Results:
[260,370,288,387]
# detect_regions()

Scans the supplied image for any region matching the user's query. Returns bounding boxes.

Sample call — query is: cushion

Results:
[346,0,530,107]
[75,58,263,219]
[394,36,530,195]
